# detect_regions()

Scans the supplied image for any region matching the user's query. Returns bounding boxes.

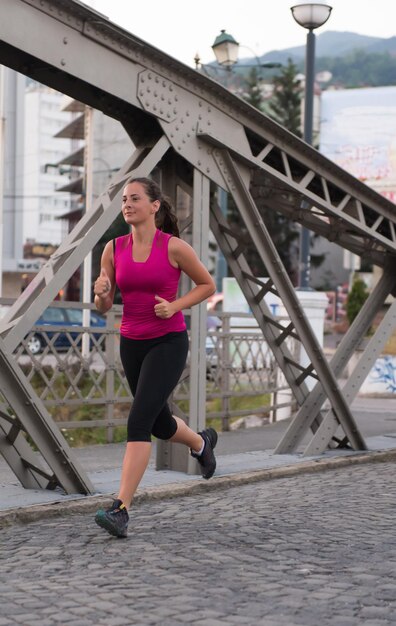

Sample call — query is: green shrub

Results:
[346,278,369,325]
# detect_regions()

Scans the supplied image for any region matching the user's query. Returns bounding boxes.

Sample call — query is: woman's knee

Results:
[127,421,152,442]
[151,415,178,440]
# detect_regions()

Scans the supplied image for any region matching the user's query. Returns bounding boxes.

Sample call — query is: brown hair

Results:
[128,177,180,237]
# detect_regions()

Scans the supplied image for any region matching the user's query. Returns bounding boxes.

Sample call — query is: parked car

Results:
[26,306,106,355]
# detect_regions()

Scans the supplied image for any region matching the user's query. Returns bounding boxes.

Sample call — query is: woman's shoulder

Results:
[168,235,191,254]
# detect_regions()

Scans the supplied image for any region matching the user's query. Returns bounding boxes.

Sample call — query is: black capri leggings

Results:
[120,330,189,442]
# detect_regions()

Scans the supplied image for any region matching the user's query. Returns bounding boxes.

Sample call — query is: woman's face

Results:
[122,182,159,226]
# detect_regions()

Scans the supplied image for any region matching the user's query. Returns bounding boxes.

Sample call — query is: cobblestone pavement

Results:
[1,462,396,626]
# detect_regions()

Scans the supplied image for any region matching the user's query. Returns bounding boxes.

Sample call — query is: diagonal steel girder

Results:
[276,264,396,455]
[304,294,396,455]
[212,148,366,451]
[0,136,171,493]
[0,337,94,493]
[209,204,311,407]
[0,136,171,351]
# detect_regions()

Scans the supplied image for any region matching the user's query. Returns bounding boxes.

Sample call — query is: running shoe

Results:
[94,499,129,538]
[191,427,218,479]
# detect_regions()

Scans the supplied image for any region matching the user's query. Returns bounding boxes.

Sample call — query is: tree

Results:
[231,66,300,283]
[244,67,263,110]
[267,58,302,137]
[346,277,369,326]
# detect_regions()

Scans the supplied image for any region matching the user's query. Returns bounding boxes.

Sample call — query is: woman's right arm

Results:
[94,240,116,314]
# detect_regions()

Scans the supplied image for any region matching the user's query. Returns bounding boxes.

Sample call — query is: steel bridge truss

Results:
[0,0,395,493]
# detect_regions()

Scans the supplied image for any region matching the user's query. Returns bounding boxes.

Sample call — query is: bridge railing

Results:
[0,299,296,442]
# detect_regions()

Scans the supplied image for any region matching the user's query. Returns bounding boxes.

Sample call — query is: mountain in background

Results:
[233,31,396,88]
[255,31,396,64]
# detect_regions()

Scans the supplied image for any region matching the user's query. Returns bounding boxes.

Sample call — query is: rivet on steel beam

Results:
[141,77,145,83]
[198,161,202,166]
[148,73,152,79]
[139,91,144,96]
[60,59,66,66]
[199,101,203,107]
[206,168,211,173]
[175,95,178,101]
[186,111,190,116]
[63,37,68,44]
[155,76,159,83]
[169,85,174,91]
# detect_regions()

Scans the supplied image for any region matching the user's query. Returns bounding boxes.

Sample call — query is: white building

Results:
[1,69,76,296]
[312,85,396,290]
[23,82,74,246]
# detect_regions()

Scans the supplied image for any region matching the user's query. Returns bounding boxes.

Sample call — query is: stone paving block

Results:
[2,463,396,625]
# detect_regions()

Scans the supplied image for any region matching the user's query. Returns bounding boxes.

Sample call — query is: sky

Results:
[82,0,396,67]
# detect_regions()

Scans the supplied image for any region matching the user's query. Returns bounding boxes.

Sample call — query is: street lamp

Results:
[210,30,282,72]
[212,30,239,68]
[291,3,332,289]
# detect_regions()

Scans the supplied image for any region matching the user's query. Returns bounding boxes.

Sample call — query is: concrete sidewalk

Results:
[1,396,396,525]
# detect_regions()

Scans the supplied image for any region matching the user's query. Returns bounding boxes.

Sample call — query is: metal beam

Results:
[212,149,366,451]
[304,295,396,455]
[275,266,396,454]
[0,337,93,493]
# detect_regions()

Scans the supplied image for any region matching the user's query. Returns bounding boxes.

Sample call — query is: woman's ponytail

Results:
[155,198,180,237]
[128,177,180,237]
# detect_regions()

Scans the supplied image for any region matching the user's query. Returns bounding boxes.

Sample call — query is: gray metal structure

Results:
[0,0,395,494]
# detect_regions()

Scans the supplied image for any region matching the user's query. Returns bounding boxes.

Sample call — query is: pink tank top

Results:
[114,229,187,340]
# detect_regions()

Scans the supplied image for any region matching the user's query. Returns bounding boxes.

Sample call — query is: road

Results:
[1,461,396,625]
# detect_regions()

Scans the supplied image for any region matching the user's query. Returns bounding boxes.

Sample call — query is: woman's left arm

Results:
[154,238,215,319]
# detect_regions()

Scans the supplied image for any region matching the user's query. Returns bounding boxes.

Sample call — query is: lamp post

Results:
[210,30,282,72]
[291,3,332,289]
[195,32,282,294]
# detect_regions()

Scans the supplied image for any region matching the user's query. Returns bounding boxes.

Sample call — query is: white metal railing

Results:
[0,299,297,442]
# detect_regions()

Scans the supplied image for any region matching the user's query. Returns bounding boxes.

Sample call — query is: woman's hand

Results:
[94,268,112,298]
[154,295,176,319]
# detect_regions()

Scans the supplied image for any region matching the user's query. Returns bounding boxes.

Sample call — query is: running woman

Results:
[93,177,217,538]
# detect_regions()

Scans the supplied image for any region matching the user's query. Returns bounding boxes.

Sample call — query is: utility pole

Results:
[0,66,5,298]
[82,106,94,358]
